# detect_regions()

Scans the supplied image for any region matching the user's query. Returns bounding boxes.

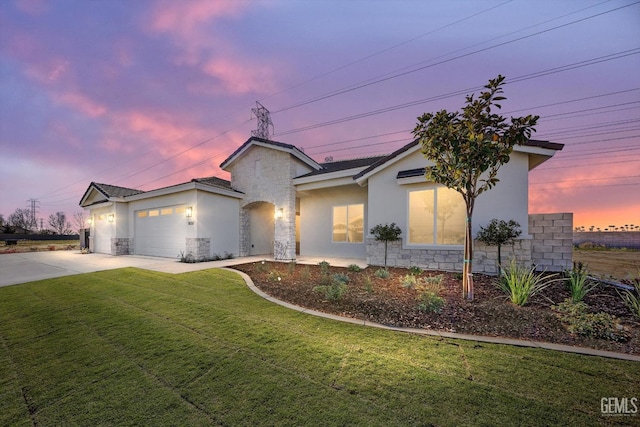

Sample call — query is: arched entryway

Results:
[243,201,275,256]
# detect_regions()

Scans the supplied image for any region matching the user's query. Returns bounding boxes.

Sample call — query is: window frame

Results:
[406,185,465,248]
[332,203,364,244]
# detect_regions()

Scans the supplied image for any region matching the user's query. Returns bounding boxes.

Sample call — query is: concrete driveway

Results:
[0,251,262,287]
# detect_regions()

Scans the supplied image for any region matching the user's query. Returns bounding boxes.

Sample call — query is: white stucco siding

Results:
[196,191,240,257]
[90,206,115,254]
[299,184,368,258]
[366,148,530,245]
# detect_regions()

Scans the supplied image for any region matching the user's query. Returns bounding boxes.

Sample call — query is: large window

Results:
[333,204,364,243]
[408,187,465,245]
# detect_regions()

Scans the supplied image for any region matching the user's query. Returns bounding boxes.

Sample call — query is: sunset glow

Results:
[0,0,638,230]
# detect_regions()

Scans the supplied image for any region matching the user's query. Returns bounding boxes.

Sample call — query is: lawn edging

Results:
[225,267,640,362]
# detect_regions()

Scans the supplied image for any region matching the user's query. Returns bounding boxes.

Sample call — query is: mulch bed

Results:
[233,261,640,355]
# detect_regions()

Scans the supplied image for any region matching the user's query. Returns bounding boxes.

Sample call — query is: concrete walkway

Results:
[2,251,637,361]
[0,251,366,287]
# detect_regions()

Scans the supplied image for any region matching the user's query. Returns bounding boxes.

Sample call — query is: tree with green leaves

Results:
[476,219,522,271]
[370,223,402,267]
[412,75,538,300]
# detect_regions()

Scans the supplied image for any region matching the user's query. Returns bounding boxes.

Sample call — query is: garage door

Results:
[135,205,186,258]
[94,214,111,254]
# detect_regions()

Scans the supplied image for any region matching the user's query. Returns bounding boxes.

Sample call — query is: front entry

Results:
[247,202,275,256]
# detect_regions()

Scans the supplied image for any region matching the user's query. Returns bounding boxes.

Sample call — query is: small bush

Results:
[256,260,268,273]
[363,275,373,293]
[332,272,350,284]
[401,274,418,289]
[29,246,38,252]
[553,300,629,342]
[318,261,331,276]
[409,266,423,276]
[417,291,445,313]
[224,251,235,259]
[618,272,640,319]
[496,260,557,306]
[375,268,390,279]
[314,277,348,301]
[267,271,282,282]
[48,245,56,251]
[564,261,597,303]
[423,274,444,287]
[347,264,362,272]
[178,251,195,263]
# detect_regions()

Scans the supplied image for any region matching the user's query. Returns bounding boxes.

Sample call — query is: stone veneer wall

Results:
[366,213,573,274]
[186,238,211,260]
[111,238,133,255]
[229,145,298,260]
[529,213,573,272]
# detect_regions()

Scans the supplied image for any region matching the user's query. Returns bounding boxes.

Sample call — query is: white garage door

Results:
[94,214,111,254]
[135,205,186,258]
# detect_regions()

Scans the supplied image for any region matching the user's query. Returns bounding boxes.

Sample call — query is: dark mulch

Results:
[233,261,640,355]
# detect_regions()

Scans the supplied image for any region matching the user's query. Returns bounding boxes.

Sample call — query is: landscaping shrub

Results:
[301,265,311,282]
[313,274,348,301]
[564,261,597,303]
[416,280,445,313]
[318,260,331,276]
[400,274,418,289]
[287,261,296,275]
[347,264,362,272]
[409,266,423,276]
[363,275,373,293]
[618,272,640,319]
[370,222,402,266]
[552,300,629,342]
[496,259,557,306]
[267,271,282,282]
[375,268,390,279]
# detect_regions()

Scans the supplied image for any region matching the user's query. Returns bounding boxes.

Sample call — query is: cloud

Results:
[202,57,278,95]
[56,91,106,118]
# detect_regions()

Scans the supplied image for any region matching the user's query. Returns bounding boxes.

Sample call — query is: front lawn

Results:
[1,268,638,426]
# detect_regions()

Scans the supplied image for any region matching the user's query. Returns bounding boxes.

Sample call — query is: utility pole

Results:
[251,101,274,140]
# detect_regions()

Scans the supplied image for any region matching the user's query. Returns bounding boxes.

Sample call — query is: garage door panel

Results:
[135,206,186,258]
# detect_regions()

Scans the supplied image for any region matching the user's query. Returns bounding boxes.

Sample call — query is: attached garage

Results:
[134,205,186,258]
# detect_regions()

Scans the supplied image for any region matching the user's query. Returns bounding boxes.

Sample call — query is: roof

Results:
[92,182,144,198]
[296,155,387,178]
[191,176,233,190]
[354,138,564,182]
[220,136,321,171]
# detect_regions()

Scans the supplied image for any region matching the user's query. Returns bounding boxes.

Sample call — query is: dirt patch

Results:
[573,249,639,281]
[234,261,640,355]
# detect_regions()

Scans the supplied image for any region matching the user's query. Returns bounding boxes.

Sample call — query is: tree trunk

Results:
[462,201,474,300]
[384,241,388,267]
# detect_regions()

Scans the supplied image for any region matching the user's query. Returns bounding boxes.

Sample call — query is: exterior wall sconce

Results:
[275,208,284,219]
[186,207,193,218]
[87,217,93,225]
[107,214,115,223]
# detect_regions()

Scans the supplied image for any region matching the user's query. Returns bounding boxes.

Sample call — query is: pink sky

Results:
[0,0,638,231]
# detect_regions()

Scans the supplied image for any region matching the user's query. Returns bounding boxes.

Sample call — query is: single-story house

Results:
[79,136,573,272]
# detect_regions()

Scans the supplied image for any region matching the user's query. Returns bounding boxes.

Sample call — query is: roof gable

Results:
[220,136,321,171]
[79,182,143,207]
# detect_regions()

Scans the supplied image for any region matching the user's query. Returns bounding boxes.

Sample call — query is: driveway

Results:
[0,251,262,287]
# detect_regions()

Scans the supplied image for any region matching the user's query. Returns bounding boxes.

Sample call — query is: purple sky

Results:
[1,0,639,230]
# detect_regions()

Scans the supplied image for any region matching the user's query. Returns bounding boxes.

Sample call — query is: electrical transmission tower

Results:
[251,101,274,140]
[26,198,40,230]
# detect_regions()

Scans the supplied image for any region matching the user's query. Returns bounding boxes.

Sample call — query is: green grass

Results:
[1,268,638,426]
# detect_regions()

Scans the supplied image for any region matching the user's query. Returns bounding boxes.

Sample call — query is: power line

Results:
[271,1,640,114]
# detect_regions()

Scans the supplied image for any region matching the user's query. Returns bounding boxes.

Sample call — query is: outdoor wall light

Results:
[107,214,114,223]
[186,207,193,218]
[87,217,93,225]
[275,208,284,219]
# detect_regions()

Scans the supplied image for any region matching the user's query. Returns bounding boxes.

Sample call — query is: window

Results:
[333,204,364,243]
[160,208,173,216]
[137,211,148,218]
[148,210,160,217]
[408,187,465,245]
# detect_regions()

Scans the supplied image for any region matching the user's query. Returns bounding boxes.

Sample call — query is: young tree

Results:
[370,223,402,267]
[48,212,72,235]
[73,211,87,233]
[412,75,538,300]
[476,219,522,271]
